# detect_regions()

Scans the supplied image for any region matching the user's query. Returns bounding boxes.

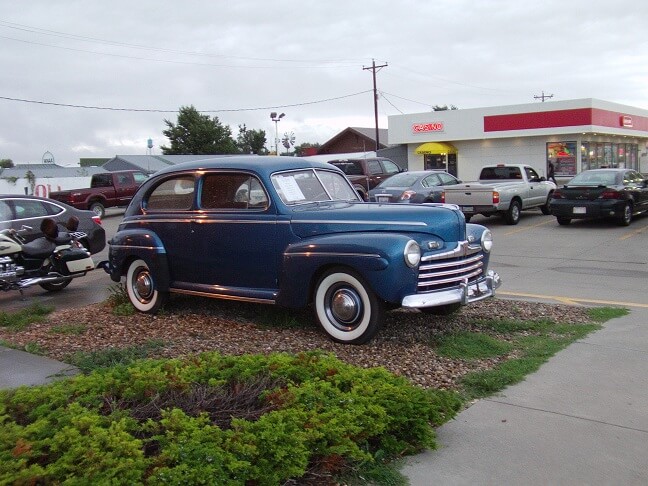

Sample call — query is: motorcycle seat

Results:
[21,237,57,259]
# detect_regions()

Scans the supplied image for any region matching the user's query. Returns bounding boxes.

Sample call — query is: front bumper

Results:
[401,270,501,308]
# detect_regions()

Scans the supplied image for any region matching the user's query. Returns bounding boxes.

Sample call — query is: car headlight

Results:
[404,240,421,268]
[481,229,493,253]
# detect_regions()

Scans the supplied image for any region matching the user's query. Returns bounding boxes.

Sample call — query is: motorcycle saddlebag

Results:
[54,248,94,275]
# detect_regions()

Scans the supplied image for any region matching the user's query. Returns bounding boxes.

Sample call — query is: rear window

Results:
[480,167,522,180]
[377,173,419,188]
[331,161,363,176]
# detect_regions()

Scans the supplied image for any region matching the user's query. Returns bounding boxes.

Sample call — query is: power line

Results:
[0,90,373,113]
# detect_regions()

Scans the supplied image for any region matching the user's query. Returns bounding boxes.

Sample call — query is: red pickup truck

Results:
[327,157,404,200]
[49,170,148,218]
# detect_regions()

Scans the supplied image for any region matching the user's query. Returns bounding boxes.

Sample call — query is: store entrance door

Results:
[424,154,446,170]
[447,154,457,177]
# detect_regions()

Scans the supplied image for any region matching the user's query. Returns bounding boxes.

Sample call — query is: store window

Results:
[547,142,577,177]
[581,142,638,171]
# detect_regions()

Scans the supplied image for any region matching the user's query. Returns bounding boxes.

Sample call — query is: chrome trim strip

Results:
[293,219,427,226]
[109,244,165,251]
[286,252,382,259]
[419,261,484,280]
[170,288,275,304]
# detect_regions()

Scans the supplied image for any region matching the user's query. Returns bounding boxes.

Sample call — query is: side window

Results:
[117,174,130,185]
[367,160,383,175]
[525,167,540,182]
[438,173,458,185]
[422,175,440,187]
[381,160,400,175]
[0,201,12,221]
[13,200,50,219]
[133,172,148,184]
[201,173,268,210]
[146,176,195,210]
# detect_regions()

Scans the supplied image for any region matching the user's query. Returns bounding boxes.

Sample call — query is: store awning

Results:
[414,142,457,155]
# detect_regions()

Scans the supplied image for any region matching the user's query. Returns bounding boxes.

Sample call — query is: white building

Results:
[388,98,648,182]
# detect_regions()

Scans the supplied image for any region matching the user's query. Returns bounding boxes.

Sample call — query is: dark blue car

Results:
[104,156,500,344]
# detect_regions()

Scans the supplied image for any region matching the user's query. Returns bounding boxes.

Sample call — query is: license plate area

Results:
[573,207,586,214]
[462,206,474,212]
[376,195,391,202]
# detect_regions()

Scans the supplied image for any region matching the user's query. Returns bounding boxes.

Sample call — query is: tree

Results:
[0,159,14,168]
[236,124,268,155]
[161,105,237,155]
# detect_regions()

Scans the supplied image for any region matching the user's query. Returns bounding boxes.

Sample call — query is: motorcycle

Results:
[0,217,95,297]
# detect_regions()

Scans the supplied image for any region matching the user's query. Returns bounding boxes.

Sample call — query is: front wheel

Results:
[313,268,384,344]
[540,194,552,215]
[126,259,167,313]
[504,200,521,225]
[39,278,72,292]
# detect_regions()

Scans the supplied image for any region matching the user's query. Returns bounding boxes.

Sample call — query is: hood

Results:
[289,202,464,241]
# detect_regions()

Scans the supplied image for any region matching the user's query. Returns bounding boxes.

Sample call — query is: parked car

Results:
[102,156,500,344]
[549,168,648,226]
[0,195,106,254]
[49,170,148,218]
[442,164,556,225]
[368,170,461,203]
[327,157,404,200]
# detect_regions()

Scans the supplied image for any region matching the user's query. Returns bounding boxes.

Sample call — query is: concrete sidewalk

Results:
[403,309,648,485]
[0,346,78,388]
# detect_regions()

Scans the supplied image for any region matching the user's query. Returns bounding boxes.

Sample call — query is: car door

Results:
[189,171,280,291]
[524,166,546,207]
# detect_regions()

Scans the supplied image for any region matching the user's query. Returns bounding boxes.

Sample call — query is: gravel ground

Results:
[1,297,594,390]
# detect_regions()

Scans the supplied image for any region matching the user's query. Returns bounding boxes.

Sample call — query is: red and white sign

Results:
[412,122,444,133]
[620,115,633,127]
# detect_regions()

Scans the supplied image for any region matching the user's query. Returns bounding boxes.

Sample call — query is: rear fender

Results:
[108,229,171,290]
[277,232,419,307]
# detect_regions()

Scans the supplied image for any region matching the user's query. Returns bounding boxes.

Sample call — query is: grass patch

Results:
[434,331,513,360]
[456,315,606,400]
[587,306,629,322]
[49,324,87,335]
[0,304,53,331]
[65,339,166,373]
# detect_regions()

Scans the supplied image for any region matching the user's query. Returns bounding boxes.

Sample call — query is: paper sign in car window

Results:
[275,176,306,202]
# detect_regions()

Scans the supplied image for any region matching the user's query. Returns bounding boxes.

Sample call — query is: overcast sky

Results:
[1,0,647,165]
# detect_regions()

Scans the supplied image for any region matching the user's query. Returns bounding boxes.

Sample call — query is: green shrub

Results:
[0,351,460,485]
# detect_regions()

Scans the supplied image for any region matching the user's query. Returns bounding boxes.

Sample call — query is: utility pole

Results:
[534,91,554,102]
[363,59,388,151]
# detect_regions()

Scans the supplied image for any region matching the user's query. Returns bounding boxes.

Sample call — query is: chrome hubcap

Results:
[328,287,362,330]
[134,270,154,302]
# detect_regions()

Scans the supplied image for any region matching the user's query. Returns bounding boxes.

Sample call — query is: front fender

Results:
[107,228,171,290]
[277,232,419,308]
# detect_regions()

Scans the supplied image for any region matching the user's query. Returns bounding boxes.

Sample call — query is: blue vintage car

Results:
[103,156,501,344]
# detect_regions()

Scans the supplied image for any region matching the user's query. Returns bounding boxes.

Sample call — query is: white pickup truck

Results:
[442,164,557,225]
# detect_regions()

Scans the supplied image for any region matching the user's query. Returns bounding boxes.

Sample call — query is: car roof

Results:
[151,155,338,178]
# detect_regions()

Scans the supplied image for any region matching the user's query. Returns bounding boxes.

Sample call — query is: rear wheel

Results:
[313,268,383,344]
[464,215,472,223]
[557,217,571,225]
[504,200,521,225]
[39,278,72,292]
[126,259,167,313]
[89,202,105,219]
[618,203,632,226]
[419,303,462,316]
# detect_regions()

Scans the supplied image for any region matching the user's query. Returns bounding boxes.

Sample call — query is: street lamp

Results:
[270,112,285,155]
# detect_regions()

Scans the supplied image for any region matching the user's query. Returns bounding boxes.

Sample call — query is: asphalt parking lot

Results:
[2,207,647,312]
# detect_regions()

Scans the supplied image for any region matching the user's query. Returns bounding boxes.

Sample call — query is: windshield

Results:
[567,171,618,186]
[272,169,361,205]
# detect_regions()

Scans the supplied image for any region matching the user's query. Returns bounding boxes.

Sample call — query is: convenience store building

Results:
[387,98,648,181]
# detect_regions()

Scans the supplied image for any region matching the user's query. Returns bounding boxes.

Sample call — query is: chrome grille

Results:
[417,241,484,292]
